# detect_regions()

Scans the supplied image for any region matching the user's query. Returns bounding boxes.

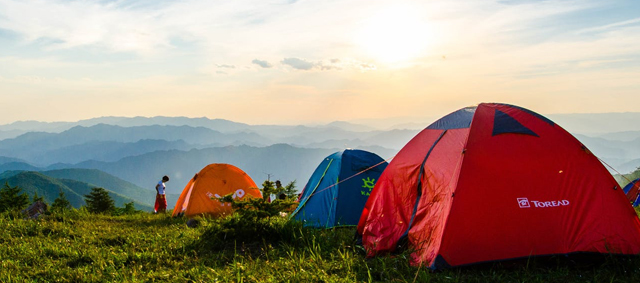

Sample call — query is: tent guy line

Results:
[598,156,632,185]
[299,157,391,202]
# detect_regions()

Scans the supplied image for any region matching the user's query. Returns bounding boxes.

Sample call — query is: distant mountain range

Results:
[0,116,250,134]
[0,124,268,164]
[547,113,640,135]
[572,133,640,174]
[1,113,640,210]
[0,122,410,168]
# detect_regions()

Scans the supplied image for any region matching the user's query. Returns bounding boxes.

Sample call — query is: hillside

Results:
[0,171,153,211]
[41,168,157,207]
[0,171,86,207]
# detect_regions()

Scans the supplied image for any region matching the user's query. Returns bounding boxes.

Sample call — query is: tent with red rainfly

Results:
[357,103,640,270]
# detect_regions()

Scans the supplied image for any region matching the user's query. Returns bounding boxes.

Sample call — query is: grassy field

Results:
[2,209,640,282]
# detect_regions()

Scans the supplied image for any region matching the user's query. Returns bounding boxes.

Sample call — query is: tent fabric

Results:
[623,178,640,206]
[172,164,262,218]
[358,103,640,270]
[291,149,388,228]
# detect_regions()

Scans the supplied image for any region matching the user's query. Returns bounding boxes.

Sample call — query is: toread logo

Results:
[517,198,530,208]
[518,197,569,208]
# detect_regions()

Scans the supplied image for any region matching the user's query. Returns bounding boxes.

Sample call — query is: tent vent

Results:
[492,109,539,137]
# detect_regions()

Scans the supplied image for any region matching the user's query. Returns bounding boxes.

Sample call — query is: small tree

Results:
[280,180,297,199]
[0,182,30,213]
[219,180,298,220]
[32,192,46,204]
[115,201,140,216]
[84,187,115,214]
[51,191,72,212]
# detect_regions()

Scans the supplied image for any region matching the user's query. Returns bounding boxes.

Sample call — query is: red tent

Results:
[357,103,640,269]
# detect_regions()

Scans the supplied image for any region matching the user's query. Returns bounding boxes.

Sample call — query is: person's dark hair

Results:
[162,175,170,182]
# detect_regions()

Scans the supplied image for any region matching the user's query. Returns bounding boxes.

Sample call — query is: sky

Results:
[0,0,639,125]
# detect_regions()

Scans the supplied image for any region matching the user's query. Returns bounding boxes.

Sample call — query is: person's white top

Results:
[157,181,166,195]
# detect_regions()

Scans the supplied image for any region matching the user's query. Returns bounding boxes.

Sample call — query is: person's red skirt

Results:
[155,194,167,213]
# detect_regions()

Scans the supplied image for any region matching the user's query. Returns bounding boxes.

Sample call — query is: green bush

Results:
[218,180,299,221]
[114,201,141,216]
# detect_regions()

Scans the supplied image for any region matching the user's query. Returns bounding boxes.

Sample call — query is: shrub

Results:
[218,180,298,220]
[115,202,140,216]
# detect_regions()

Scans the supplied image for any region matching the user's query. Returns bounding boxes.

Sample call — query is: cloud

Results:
[216,64,236,69]
[252,59,273,68]
[280,57,376,72]
[0,0,306,55]
[357,63,377,71]
[577,17,640,35]
[281,57,315,70]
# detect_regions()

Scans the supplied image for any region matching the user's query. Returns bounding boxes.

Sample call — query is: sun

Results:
[356,5,432,64]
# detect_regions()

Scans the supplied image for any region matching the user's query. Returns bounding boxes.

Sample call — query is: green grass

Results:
[2,210,640,282]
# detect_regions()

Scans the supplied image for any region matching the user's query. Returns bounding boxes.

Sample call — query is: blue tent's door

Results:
[291,152,342,227]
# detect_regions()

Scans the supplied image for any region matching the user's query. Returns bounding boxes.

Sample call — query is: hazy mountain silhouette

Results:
[0,124,271,165]
[574,134,640,174]
[3,113,640,136]
[0,116,251,134]
[0,162,40,173]
[0,121,414,168]
[0,156,25,165]
[547,113,640,135]
[598,131,640,142]
[30,139,193,165]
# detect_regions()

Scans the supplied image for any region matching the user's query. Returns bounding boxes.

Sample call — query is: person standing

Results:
[155,175,169,213]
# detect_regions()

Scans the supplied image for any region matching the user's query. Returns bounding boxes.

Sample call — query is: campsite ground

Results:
[2,210,640,282]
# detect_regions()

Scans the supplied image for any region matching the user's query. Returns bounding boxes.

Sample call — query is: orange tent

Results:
[172,164,262,217]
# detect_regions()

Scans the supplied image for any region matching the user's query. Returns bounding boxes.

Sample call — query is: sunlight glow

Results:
[356,5,432,64]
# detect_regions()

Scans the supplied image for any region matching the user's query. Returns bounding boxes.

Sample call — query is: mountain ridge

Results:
[0,171,154,211]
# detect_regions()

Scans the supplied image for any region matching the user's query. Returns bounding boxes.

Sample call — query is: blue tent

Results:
[291,149,388,228]
[623,178,640,207]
